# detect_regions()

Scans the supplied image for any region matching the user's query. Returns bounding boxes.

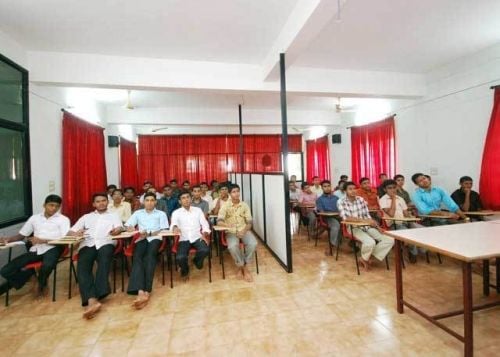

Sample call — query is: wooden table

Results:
[465,210,496,217]
[418,213,456,219]
[48,236,84,299]
[317,212,339,217]
[386,222,500,357]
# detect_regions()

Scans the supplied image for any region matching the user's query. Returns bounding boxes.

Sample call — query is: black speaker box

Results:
[108,135,120,147]
[332,134,342,144]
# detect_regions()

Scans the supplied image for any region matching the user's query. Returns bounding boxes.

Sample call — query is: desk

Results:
[386,222,500,357]
[109,231,137,240]
[418,214,456,219]
[317,212,339,217]
[465,211,496,217]
[48,237,83,299]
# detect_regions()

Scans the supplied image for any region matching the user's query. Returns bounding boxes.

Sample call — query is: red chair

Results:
[170,233,212,285]
[218,230,259,280]
[340,223,390,275]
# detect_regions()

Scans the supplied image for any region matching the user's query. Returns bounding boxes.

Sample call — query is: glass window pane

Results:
[0,128,26,224]
[0,60,23,123]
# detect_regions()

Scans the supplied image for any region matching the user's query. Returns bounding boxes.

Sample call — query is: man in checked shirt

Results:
[337,181,394,271]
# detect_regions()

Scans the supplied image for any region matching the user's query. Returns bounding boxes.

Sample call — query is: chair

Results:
[379,214,405,269]
[314,213,335,256]
[218,230,259,280]
[170,233,212,285]
[340,223,390,275]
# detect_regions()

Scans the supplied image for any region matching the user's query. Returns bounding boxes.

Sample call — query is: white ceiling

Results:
[0,0,298,64]
[295,0,500,73]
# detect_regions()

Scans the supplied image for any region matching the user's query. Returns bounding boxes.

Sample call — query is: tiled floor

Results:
[0,230,498,356]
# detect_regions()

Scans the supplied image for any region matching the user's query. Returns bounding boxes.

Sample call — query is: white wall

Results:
[395,43,500,193]
[0,29,27,68]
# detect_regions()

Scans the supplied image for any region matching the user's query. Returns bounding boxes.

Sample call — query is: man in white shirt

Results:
[125,192,169,309]
[0,195,70,298]
[171,190,211,279]
[107,189,132,223]
[200,181,214,207]
[311,176,323,196]
[68,193,123,319]
[210,183,229,216]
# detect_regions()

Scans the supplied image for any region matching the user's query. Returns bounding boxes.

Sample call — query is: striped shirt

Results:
[337,196,371,220]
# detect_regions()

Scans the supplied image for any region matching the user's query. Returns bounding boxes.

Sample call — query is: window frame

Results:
[0,53,32,228]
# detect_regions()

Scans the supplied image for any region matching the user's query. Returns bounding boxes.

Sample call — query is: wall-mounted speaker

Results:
[332,134,342,144]
[108,135,120,147]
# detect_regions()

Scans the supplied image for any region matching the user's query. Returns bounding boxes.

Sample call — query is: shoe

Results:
[408,252,417,264]
[193,258,204,270]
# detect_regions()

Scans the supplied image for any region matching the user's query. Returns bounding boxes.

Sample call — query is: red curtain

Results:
[119,137,138,191]
[479,88,500,209]
[62,112,107,223]
[138,134,302,186]
[306,135,330,182]
[351,116,396,186]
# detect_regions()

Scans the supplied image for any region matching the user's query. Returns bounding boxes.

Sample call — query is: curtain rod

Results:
[491,84,500,89]
[346,114,396,129]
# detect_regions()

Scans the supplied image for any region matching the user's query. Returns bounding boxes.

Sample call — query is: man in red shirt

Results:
[356,177,380,210]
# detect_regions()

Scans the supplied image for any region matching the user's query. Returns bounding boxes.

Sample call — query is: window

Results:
[0,53,31,228]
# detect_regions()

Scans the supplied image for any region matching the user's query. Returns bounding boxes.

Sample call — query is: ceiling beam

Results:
[261,0,345,81]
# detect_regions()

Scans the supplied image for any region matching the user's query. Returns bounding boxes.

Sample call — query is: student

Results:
[379,180,424,263]
[333,180,346,199]
[157,185,180,221]
[310,176,323,196]
[0,195,70,298]
[217,184,257,282]
[356,177,380,210]
[451,176,483,213]
[411,173,469,225]
[289,181,301,202]
[298,182,317,235]
[315,180,341,252]
[171,190,211,279]
[334,175,348,190]
[123,187,141,212]
[139,181,161,203]
[182,180,191,191]
[68,193,123,319]
[125,192,169,309]
[290,174,300,189]
[200,182,214,207]
[170,179,181,199]
[191,185,209,216]
[210,180,219,199]
[211,183,230,216]
[377,173,388,197]
[106,184,118,201]
[107,189,132,223]
[338,182,394,271]
[393,174,412,205]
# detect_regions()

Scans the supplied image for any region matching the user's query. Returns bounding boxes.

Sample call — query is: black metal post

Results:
[238,104,244,195]
[280,53,293,273]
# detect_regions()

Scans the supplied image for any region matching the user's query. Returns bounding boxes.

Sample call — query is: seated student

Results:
[157,185,180,221]
[106,184,118,201]
[333,180,346,199]
[139,181,152,203]
[411,173,469,225]
[451,176,483,214]
[315,180,341,252]
[210,180,219,199]
[0,195,70,298]
[356,177,380,210]
[338,182,394,271]
[377,173,388,198]
[211,183,230,216]
[379,180,424,263]
[310,176,323,196]
[170,179,181,199]
[171,190,211,280]
[67,193,123,319]
[290,174,300,189]
[393,174,413,206]
[217,184,257,282]
[125,192,169,309]
[289,181,302,202]
[139,182,162,203]
[182,180,191,191]
[298,182,318,235]
[108,189,132,223]
[123,187,141,212]
[200,182,214,207]
[191,185,209,217]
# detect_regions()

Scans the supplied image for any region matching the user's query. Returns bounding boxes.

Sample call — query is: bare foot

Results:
[132,292,149,310]
[242,267,254,282]
[236,268,244,280]
[359,258,370,271]
[83,301,102,319]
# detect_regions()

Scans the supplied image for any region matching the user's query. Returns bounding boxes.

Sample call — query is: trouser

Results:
[226,232,257,267]
[393,223,426,255]
[0,246,63,290]
[176,238,210,276]
[352,227,394,261]
[324,217,341,246]
[306,211,316,234]
[77,244,114,306]
[127,239,161,295]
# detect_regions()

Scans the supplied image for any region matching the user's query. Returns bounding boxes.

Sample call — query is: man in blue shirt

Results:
[316,180,341,251]
[125,192,169,309]
[411,173,469,225]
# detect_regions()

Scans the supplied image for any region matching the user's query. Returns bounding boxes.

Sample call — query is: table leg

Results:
[496,258,500,294]
[5,247,12,307]
[68,244,74,299]
[463,262,473,357]
[394,239,404,313]
[483,259,490,296]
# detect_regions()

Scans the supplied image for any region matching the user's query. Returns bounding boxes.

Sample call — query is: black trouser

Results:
[0,246,63,291]
[176,238,210,276]
[127,239,161,295]
[77,244,114,306]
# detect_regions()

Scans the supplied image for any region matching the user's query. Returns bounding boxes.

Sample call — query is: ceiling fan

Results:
[335,97,357,113]
[125,90,135,110]
[291,127,315,133]
[151,126,169,133]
